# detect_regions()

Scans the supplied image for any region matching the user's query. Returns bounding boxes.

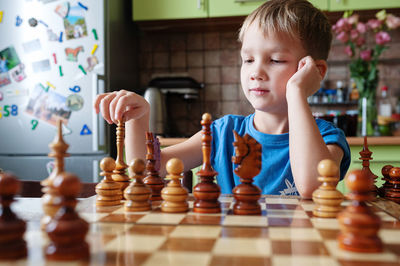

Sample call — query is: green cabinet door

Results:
[133,0,208,21]
[209,0,328,18]
[329,0,400,11]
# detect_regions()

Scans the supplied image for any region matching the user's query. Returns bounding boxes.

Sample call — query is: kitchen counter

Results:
[159,136,400,146]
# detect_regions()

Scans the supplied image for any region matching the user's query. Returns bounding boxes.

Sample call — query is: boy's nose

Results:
[250,71,266,81]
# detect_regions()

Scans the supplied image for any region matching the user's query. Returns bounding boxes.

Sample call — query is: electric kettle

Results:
[143,86,165,135]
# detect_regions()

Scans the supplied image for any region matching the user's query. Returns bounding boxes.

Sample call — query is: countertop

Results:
[158,136,400,146]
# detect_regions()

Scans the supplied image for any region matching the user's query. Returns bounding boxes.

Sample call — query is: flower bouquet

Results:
[332,10,400,136]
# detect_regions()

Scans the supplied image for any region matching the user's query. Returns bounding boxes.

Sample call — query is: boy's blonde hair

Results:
[239,0,332,60]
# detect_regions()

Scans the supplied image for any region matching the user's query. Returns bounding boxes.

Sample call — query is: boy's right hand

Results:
[94,90,150,124]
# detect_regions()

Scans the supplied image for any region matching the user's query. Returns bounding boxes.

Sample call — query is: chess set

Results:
[0,114,400,265]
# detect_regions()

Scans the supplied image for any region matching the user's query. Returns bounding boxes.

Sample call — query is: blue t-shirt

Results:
[210,114,351,196]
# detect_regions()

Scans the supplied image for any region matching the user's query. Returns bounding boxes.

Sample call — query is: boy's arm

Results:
[286,56,344,198]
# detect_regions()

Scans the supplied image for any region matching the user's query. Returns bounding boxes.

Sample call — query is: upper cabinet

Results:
[329,0,400,12]
[133,0,208,21]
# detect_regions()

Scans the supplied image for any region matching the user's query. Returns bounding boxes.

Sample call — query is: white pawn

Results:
[95,157,122,206]
[161,158,188,213]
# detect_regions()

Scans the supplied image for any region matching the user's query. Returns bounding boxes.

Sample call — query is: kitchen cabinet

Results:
[133,0,207,21]
[329,0,400,12]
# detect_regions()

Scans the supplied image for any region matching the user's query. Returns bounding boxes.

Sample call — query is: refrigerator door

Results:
[0,0,106,155]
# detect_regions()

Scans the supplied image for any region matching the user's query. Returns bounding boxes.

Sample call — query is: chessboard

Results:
[10,194,400,266]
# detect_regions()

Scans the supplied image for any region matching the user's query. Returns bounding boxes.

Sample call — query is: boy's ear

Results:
[315,60,328,79]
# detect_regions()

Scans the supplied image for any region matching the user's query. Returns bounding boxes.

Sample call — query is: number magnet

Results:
[78,65,87,75]
[59,31,63,42]
[91,44,98,55]
[69,85,81,93]
[78,2,88,10]
[92,29,98,40]
[31,119,38,130]
[80,124,92,135]
[59,66,63,77]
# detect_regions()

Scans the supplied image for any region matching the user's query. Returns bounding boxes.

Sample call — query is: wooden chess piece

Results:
[337,169,382,253]
[385,167,400,204]
[0,172,27,260]
[124,159,152,212]
[312,159,344,218]
[193,113,221,213]
[378,165,393,198]
[161,158,189,213]
[112,120,130,194]
[41,119,69,230]
[359,136,378,197]
[45,172,89,261]
[231,131,262,215]
[143,132,164,201]
[95,157,122,206]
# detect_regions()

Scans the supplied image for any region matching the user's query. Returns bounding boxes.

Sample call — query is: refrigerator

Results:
[0,0,139,182]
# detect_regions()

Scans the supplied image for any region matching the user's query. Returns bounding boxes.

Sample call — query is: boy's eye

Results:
[271,59,285,63]
[243,59,253,64]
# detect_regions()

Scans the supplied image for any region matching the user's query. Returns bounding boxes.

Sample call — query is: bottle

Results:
[336,81,344,103]
[349,81,359,101]
[377,85,392,136]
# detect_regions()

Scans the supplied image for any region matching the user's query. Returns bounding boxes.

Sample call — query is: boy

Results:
[94,0,350,198]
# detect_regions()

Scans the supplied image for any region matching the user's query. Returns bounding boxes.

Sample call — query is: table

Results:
[6,195,400,266]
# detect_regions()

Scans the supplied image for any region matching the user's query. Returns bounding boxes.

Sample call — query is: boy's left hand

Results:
[286,56,327,100]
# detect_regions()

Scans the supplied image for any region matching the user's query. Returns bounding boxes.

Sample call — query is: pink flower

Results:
[336,31,349,43]
[375,31,391,45]
[355,36,366,47]
[386,14,400,29]
[367,19,382,30]
[348,14,359,25]
[344,45,353,57]
[360,49,372,61]
[335,18,352,32]
[356,22,367,34]
[350,29,359,41]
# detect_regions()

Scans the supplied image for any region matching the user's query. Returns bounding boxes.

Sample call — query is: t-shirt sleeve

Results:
[317,119,351,180]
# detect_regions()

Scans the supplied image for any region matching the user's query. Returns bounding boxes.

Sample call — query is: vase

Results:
[354,76,378,136]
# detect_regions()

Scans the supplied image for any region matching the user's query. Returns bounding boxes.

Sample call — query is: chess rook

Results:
[161,158,189,213]
[337,169,382,253]
[112,120,130,193]
[143,132,164,201]
[96,157,122,206]
[231,131,262,215]
[193,113,221,213]
[0,172,27,260]
[41,119,69,230]
[45,172,89,261]
[312,159,344,218]
[124,159,152,212]
[385,167,400,203]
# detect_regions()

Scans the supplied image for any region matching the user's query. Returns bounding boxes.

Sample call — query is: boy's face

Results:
[240,23,307,114]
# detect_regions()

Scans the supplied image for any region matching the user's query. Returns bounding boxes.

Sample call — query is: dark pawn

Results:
[193,113,221,213]
[45,172,89,261]
[0,172,27,260]
[378,165,393,198]
[144,132,164,201]
[337,169,382,253]
[385,167,400,204]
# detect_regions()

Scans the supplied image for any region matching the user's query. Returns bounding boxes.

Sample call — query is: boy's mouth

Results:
[249,88,270,96]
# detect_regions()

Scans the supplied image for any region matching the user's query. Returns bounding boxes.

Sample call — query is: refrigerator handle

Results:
[92,73,107,152]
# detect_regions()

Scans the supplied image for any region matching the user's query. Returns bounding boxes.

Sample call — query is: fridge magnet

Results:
[77,2,88,11]
[47,29,58,41]
[0,46,21,88]
[38,83,48,92]
[31,119,38,130]
[39,0,59,4]
[25,84,71,126]
[69,85,81,93]
[32,59,50,73]
[28,18,38,27]
[85,55,98,72]
[78,64,86,75]
[91,44,98,55]
[66,94,84,111]
[46,81,55,90]
[63,4,88,40]
[54,2,70,18]
[59,66,63,77]
[1,104,18,118]
[59,31,63,42]
[92,29,98,40]
[0,11,3,23]
[10,64,26,82]
[0,72,11,88]
[65,46,84,62]
[0,91,3,101]
[80,124,92,135]
[39,20,48,28]
[52,53,57,64]
[16,15,22,26]
[22,39,42,54]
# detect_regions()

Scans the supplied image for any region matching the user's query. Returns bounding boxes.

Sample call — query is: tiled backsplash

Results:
[138,28,400,137]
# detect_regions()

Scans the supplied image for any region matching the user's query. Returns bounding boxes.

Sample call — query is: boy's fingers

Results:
[100,93,116,124]
[109,91,127,124]
[93,94,108,114]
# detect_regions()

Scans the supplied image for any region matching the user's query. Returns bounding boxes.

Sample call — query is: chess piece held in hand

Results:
[112,120,130,193]
[161,158,189,213]
[337,169,382,253]
[312,159,344,218]
[231,131,262,215]
[0,172,27,260]
[124,159,152,212]
[45,172,89,261]
[96,157,122,206]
